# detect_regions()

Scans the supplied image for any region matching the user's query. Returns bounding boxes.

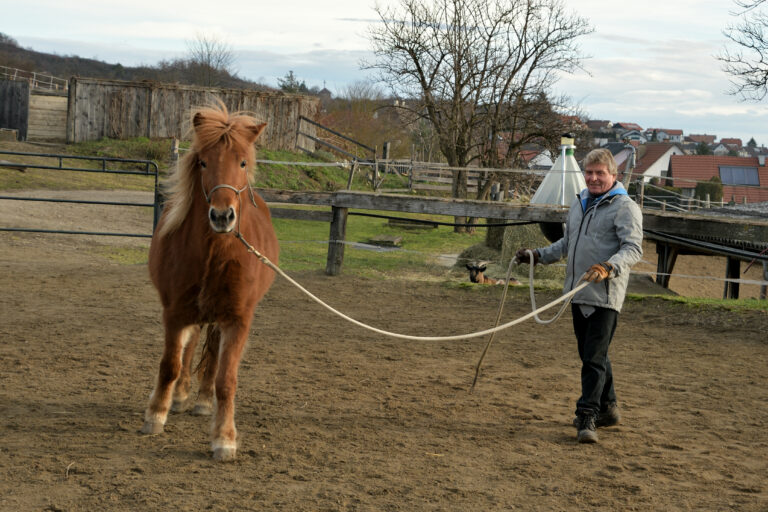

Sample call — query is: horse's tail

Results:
[195,324,220,379]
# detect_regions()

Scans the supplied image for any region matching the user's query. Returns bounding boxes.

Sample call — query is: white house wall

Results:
[640,146,685,182]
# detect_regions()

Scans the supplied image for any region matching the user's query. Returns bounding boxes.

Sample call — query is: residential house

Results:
[587,119,613,147]
[687,134,717,145]
[518,148,553,170]
[644,129,684,143]
[618,129,647,144]
[720,138,743,150]
[601,141,635,171]
[633,143,685,182]
[667,155,768,204]
[612,122,643,132]
[744,145,768,166]
[586,120,612,133]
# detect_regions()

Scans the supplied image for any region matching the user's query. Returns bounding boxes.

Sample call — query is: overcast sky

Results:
[5,0,768,146]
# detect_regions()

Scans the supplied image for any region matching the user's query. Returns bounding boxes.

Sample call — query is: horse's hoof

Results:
[213,447,237,462]
[140,420,164,435]
[171,399,190,413]
[191,403,213,416]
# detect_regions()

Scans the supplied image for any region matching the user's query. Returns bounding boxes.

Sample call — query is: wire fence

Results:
[0,65,68,91]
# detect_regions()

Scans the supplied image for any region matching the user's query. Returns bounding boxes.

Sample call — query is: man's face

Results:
[584,163,617,196]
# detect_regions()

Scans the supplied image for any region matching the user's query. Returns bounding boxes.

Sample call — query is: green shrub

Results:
[694,176,723,203]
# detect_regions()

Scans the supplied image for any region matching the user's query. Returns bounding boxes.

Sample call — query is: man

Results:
[516,148,643,444]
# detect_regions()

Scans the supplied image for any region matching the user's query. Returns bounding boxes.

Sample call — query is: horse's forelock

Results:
[157,107,259,239]
[192,108,259,155]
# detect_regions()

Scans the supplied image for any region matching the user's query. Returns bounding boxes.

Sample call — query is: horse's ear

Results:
[193,112,206,128]
[247,122,267,143]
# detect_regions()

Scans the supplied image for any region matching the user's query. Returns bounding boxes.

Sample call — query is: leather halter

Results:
[200,167,259,209]
[201,165,260,235]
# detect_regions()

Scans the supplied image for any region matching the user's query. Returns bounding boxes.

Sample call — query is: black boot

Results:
[576,413,598,444]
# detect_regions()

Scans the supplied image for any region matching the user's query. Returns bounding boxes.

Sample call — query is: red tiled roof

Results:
[647,128,683,136]
[720,138,743,147]
[668,155,768,203]
[634,143,680,175]
[615,122,643,131]
[688,134,716,144]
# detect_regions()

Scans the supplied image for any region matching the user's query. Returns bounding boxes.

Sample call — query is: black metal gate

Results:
[0,150,161,238]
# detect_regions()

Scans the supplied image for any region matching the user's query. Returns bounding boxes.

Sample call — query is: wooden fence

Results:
[0,80,29,140]
[66,77,320,150]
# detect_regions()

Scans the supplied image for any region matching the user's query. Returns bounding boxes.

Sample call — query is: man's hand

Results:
[584,262,614,282]
[515,248,539,265]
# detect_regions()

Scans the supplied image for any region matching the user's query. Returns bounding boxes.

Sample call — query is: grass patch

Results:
[91,245,150,265]
[273,211,485,275]
[626,294,768,312]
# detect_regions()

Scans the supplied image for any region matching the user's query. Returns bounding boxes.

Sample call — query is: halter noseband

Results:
[201,169,260,236]
[203,181,249,205]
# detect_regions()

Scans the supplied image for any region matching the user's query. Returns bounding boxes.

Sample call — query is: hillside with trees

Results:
[0,32,273,90]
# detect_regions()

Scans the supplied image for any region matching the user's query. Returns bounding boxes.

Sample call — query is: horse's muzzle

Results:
[209,206,236,233]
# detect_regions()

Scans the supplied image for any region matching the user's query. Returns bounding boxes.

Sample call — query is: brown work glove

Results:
[584,262,614,282]
[515,248,539,265]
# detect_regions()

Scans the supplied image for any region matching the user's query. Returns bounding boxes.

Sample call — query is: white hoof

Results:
[140,419,164,435]
[170,398,190,413]
[192,403,213,416]
[212,440,237,462]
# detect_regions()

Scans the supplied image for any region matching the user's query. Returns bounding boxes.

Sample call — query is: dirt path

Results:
[1,217,767,510]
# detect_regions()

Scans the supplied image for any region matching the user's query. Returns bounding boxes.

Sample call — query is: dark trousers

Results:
[571,304,619,417]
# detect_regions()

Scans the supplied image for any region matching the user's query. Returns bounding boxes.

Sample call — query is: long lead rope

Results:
[469,250,586,392]
[235,235,588,343]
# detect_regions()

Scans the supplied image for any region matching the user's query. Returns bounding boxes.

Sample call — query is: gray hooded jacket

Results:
[536,181,643,312]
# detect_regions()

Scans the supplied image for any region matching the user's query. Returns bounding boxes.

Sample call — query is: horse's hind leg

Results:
[141,322,198,435]
[171,324,202,413]
[211,321,249,461]
[192,324,220,416]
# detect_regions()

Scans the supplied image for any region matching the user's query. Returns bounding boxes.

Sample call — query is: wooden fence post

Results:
[761,262,767,300]
[171,137,179,166]
[346,160,358,190]
[326,206,349,276]
[725,258,739,299]
[637,179,644,208]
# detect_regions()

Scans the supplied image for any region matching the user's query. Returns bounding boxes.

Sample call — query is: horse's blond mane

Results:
[158,103,261,238]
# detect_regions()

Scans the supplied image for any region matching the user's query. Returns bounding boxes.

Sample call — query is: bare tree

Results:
[720,0,768,100]
[365,0,592,230]
[186,33,235,87]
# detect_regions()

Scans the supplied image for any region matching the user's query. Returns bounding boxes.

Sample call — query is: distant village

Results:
[526,119,768,205]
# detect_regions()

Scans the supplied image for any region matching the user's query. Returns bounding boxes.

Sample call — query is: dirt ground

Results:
[1,193,767,511]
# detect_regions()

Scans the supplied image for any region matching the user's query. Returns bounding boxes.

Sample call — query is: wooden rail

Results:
[256,189,768,278]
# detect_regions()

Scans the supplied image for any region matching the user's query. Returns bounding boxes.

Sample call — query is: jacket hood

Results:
[579,181,628,212]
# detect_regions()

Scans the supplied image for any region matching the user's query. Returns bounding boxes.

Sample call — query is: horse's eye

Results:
[240,160,247,168]
[199,160,207,169]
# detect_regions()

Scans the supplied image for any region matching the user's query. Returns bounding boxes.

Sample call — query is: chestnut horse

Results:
[141,103,279,461]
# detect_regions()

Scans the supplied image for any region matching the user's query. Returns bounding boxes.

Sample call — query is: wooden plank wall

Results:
[0,80,29,140]
[27,91,67,141]
[67,77,320,150]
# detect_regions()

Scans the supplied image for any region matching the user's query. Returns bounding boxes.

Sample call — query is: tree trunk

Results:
[485,219,506,250]
[452,168,468,233]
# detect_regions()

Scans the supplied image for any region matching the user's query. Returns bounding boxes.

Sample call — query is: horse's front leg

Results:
[171,324,202,413]
[211,321,250,461]
[141,322,198,434]
[192,324,220,416]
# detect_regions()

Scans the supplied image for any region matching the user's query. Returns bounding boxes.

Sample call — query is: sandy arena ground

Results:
[0,192,767,511]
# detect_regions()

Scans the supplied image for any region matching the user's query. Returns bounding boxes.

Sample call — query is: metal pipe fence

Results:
[0,150,160,237]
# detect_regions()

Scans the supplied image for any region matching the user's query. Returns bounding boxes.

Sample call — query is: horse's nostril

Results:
[209,209,217,222]
[227,207,235,222]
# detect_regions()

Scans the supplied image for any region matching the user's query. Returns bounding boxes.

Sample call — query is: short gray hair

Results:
[583,148,618,175]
